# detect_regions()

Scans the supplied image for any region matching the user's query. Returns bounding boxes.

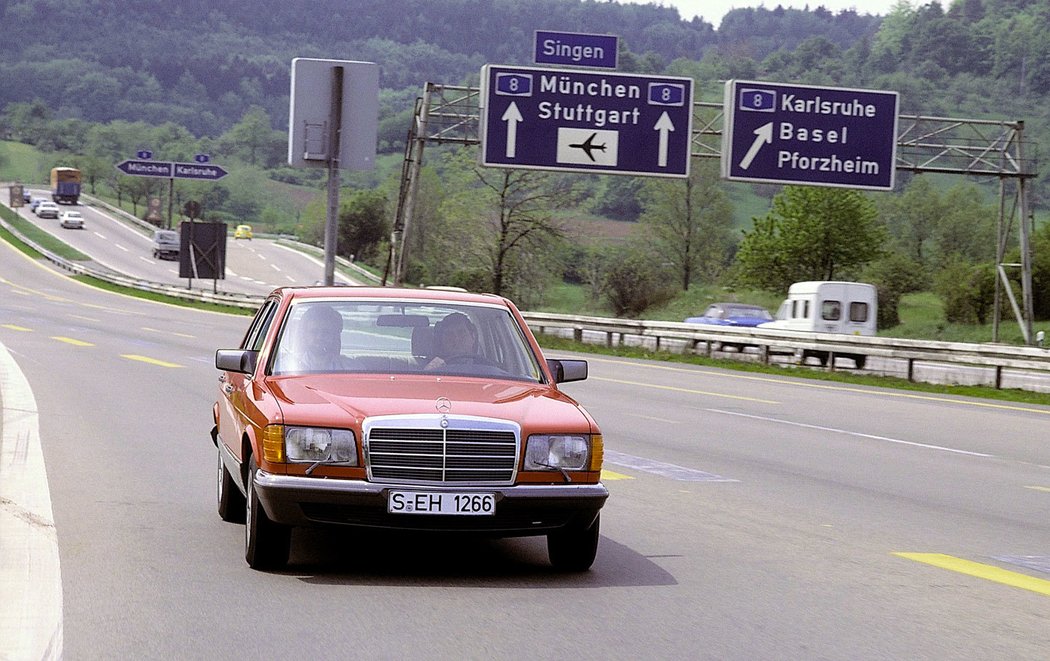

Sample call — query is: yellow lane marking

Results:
[1024,485,1050,493]
[894,553,1050,597]
[593,376,778,404]
[52,336,94,347]
[601,470,634,481]
[1,324,32,332]
[121,354,183,368]
[142,326,195,339]
[586,356,1050,415]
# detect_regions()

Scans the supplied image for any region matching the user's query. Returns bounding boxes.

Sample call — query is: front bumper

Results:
[253,470,609,536]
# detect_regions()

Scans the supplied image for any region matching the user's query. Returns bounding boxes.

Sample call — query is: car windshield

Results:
[155,231,177,241]
[726,306,772,319]
[269,300,544,382]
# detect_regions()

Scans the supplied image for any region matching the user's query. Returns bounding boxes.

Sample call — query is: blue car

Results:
[684,303,774,351]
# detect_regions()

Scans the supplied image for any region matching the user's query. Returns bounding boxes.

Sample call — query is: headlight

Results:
[285,426,358,466]
[524,434,590,471]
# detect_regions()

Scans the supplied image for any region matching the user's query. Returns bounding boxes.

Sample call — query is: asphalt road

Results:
[1,239,1049,660]
[13,189,359,294]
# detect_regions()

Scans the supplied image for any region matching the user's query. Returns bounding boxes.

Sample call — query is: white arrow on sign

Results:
[654,112,675,168]
[502,102,523,158]
[739,122,773,170]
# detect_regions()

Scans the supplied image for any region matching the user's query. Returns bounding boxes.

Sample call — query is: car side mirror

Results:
[546,358,588,384]
[215,349,258,374]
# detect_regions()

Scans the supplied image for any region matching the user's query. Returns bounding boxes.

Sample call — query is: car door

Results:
[218,299,279,462]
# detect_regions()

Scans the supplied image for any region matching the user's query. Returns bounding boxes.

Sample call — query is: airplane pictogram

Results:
[568,133,607,162]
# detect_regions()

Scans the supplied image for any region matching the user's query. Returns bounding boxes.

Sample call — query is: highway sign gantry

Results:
[480,65,693,178]
[722,79,899,191]
[116,159,228,180]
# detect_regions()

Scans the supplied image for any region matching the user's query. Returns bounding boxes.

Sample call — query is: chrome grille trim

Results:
[363,414,520,486]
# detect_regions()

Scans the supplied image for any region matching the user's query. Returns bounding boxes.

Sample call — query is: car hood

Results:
[267,375,595,433]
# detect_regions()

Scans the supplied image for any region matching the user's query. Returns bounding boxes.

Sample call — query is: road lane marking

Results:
[708,409,993,457]
[92,231,106,239]
[51,336,94,347]
[626,413,680,424]
[270,264,282,272]
[0,340,64,658]
[895,553,1050,597]
[605,450,737,482]
[1024,485,1050,493]
[121,354,183,368]
[601,469,634,481]
[142,327,194,339]
[587,356,1050,415]
[115,244,129,252]
[592,376,778,404]
[1,325,32,332]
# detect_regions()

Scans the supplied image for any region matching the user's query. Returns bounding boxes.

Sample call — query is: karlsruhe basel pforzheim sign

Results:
[480,65,694,178]
[722,79,899,191]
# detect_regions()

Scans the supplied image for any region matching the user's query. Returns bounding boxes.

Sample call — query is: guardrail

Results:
[4,200,1050,393]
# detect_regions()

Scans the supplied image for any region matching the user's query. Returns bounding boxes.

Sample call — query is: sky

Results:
[623,0,903,28]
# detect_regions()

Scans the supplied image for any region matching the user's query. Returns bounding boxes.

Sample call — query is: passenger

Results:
[425,312,480,370]
[283,305,348,372]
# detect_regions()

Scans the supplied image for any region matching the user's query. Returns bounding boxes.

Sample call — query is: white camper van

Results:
[760,281,877,368]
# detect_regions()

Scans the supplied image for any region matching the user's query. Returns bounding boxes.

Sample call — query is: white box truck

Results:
[759,281,877,369]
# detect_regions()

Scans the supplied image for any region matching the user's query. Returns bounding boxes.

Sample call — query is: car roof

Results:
[276,286,509,307]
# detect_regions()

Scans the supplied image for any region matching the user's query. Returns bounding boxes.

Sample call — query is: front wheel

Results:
[547,514,600,571]
[245,457,290,570]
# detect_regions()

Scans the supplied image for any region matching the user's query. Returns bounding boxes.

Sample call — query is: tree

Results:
[735,185,886,292]
[337,189,389,262]
[637,160,734,290]
[217,107,284,168]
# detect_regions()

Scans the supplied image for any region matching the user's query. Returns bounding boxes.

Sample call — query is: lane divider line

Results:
[1,325,32,332]
[120,355,183,368]
[600,469,634,481]
[51,337,94,347]
[592,376,779,404]
[895,552,1050,597]
[605,449,737,482]
[708,409,993,457]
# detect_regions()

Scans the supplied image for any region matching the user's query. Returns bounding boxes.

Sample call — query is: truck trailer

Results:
[50,167,81,205]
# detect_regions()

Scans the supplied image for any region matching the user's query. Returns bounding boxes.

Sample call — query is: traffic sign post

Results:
[480,65,693,178]
[722,80,899,190]
[115,159,227,180]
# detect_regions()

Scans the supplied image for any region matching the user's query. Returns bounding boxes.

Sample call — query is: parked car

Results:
[150,229,180,260]
[35,202,60,219]
[684,303,774,351]
[212,286,607,571]
[58,210,85,229]
[233,224,253,240]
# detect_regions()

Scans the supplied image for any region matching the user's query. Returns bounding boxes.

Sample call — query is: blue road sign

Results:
[116,159,228,180]
[480,65,693,178]
[534,31,618,69]
[194,153,210,163]
[117,159,172,177]
[722,80,899,190]
[136,149,153,159]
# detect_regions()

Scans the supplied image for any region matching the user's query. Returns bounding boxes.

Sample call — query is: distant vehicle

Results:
[35,202,60,219]
[22,190,32,203]
[234,224,253,240]
[30,196,47,212]
[685,303,775,352]
[151,229,180,260]
[759,281,877,369]
[59,210,85,229]
[50,167,81,205]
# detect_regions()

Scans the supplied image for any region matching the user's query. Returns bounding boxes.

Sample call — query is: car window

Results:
[242,300,279,351]
[821,300,842,321]
[269,300,543,381]
[849,302,869,323]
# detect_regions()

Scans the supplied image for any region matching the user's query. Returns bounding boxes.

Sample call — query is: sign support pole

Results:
[323,66,344,287]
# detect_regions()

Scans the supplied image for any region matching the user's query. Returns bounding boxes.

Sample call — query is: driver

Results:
[424,312,479,370]
[282,304,349,372]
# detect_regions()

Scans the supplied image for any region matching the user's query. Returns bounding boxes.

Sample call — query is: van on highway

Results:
[759,281,877,369]
[151,229,180,260]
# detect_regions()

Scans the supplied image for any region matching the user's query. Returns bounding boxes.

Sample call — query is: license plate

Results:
[387,491,495,516]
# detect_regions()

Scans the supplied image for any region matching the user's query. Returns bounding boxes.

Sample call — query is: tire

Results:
[216,445,245,523]
[547,514,600,571]
[244,457,290,570]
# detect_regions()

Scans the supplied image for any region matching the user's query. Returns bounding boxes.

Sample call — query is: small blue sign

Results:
[480,65,693,178]
[722,79,899,190]
[136,149,153,160]
[534,31,618,69]
[194,153,210,163]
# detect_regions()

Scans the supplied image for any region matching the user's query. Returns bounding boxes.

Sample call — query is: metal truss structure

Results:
[389,84,1039,343]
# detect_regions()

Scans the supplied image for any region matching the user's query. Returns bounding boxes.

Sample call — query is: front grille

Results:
[365,419,519,485]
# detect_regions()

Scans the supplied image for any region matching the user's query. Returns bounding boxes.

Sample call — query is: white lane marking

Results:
[604,450,737,482]
[707,409,994,457]
[115,244,129,252]
[0,341,63,658]
[270,264,282,272]
[92,232,106,239]
[227,269,239,277]
[138,256,153,264]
